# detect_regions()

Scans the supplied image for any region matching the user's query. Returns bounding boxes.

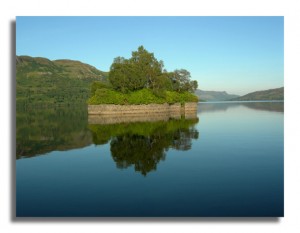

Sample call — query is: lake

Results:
[16,101,284,217]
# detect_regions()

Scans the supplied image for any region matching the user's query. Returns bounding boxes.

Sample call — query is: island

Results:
[87,46,199,118]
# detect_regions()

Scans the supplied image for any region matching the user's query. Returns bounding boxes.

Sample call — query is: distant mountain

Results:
[230,87,284,101]
[16,55,108,106]
[195,89,239,102]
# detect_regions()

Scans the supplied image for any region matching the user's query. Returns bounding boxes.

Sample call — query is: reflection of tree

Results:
[89,118,199,176]
[242,102,283,112]
[16,105,92,159]
[110,135,167,176]
[171,127,199,151]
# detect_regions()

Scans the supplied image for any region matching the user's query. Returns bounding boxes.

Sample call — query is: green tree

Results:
[130,46,164,89]
[150,72,173,97]
[109,56,147,93]
[109,46,167,94]
[107,46,198,98]
[90,81,111,96]
[169,69,198,93]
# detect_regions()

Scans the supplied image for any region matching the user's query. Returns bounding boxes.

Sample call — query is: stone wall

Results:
[88,103,197,124]
[88,102,197,115]
[88,102,197,124]
[88,102,198,124]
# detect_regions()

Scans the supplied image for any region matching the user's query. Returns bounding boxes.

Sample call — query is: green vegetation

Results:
[89,118,199,176]
[88,88,198,105]
[230,87,284,101]
[16,56,107,107]
[17,47,198,107]
[88,46,198,105]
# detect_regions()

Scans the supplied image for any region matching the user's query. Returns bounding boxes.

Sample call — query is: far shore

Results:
[199,100,284,104]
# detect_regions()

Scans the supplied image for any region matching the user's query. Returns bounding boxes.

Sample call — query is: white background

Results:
[1,0,300,232]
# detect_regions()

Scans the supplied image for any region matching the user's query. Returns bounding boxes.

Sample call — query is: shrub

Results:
[87,88,198,105]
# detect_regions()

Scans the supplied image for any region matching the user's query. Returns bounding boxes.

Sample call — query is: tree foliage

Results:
[88,46,199,104]
[169,69,198,93]
[109,56,145,93]
[16,56,108,107]
[108,46,198,95]
[88,88,198,105]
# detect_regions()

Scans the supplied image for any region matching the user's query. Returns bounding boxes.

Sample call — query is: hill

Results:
[230,87,284,101]
[195,89,239,101]
[16,56,108,107]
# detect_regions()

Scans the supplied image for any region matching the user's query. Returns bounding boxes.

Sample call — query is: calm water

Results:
[16,102,284,217]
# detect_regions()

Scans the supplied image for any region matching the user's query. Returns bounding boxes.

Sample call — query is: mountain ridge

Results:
[17,55,284,105]
[230,87,284,101]
[16,55,108,106]
[195,89,239,101]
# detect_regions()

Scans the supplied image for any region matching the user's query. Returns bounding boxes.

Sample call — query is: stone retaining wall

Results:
[88,102,197,116]
[88,113,182,125]
[88,102,198,124]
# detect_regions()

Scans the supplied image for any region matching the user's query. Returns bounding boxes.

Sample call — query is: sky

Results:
[16,16,284,95]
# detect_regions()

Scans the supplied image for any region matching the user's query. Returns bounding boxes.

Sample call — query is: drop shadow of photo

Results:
[10,20,280,223]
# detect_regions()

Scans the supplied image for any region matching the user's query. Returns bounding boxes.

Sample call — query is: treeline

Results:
[88,46,199,105]
[16,56,107,108]
[17,75,93,107]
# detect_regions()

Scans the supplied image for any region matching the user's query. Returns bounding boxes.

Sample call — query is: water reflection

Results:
[16,102,283,216]
[198,101,284,113]
[16,106,92,159]
[89,118,199,176]
[16,101,282,160]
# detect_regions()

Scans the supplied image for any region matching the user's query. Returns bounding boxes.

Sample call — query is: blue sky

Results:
[16,16,283,95]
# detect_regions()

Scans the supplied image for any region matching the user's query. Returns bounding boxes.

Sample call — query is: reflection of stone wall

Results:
[184,102,198,119]
[88,114,179,124]
[88,102,198,124]
[184,102,198,112]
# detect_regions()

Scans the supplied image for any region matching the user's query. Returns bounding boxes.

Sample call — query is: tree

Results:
[150,73,172,97]
[130,46,164,90]
[169,69,198,93]
[109,57,146,93]
[189,80,198,93]
[108,46,198,95]
[90,81,111,96]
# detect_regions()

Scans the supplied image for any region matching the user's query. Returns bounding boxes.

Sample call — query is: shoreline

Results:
[199,100,284,104]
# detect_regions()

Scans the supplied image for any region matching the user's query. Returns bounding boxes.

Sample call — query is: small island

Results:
[87,46,199,118]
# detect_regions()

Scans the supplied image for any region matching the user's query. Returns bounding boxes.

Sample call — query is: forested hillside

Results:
[16,56,107,107]
[230,87,284,101]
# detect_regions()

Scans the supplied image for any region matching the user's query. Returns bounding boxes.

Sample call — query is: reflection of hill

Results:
[198,102,284,114]
[198,103,239,113]
[89,118,199,176]
[16,106,92,159]
[242,102,283,112]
